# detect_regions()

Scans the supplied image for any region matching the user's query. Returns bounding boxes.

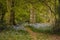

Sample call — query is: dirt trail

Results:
[25,27,37,40]
[25,27,60,40]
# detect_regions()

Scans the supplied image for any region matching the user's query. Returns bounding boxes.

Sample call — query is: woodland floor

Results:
[0,27,60,40]
[26,27,60,40]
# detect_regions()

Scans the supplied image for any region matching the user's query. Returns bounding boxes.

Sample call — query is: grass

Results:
[0,30,51,40]
[0,26,60,40]
[0,30,31,40]
[25,25,60,35]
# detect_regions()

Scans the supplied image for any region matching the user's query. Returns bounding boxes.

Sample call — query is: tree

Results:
[29,3,36,23]
[10,0,16,25]
[6,0,16,25]
[55,0,60,27]
[0,2,7,23]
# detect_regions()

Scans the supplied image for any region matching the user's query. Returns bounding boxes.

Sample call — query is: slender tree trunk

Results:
[6,0,16,25]
[0,3,6,22]
[53,0,60,32]
[6,0,11,25]
[30,4,36,24]
[10,9,16,25]
[1,12,6,22]
[10,0,16,25]
[57,0,60,27]
[55,0,60,27]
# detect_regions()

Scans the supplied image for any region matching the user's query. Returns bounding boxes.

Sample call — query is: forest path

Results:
[25,27,60,40]
[25,27,37,40]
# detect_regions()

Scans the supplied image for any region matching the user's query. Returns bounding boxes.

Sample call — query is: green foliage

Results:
[14,0,54,23]
[25,25,53,33]
[0,0,56,24]
[0,0,60,34]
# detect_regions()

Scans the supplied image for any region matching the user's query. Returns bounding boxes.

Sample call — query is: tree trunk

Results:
[6,0,16,25]
[1,12,6,22]
[6,0,11,25]
[55,0,60,27]
[10,0,16,25]
[0,3,6,22]
[30,4,36,24]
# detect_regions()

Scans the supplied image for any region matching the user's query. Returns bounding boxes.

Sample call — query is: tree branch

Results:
[41,1,55,14]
